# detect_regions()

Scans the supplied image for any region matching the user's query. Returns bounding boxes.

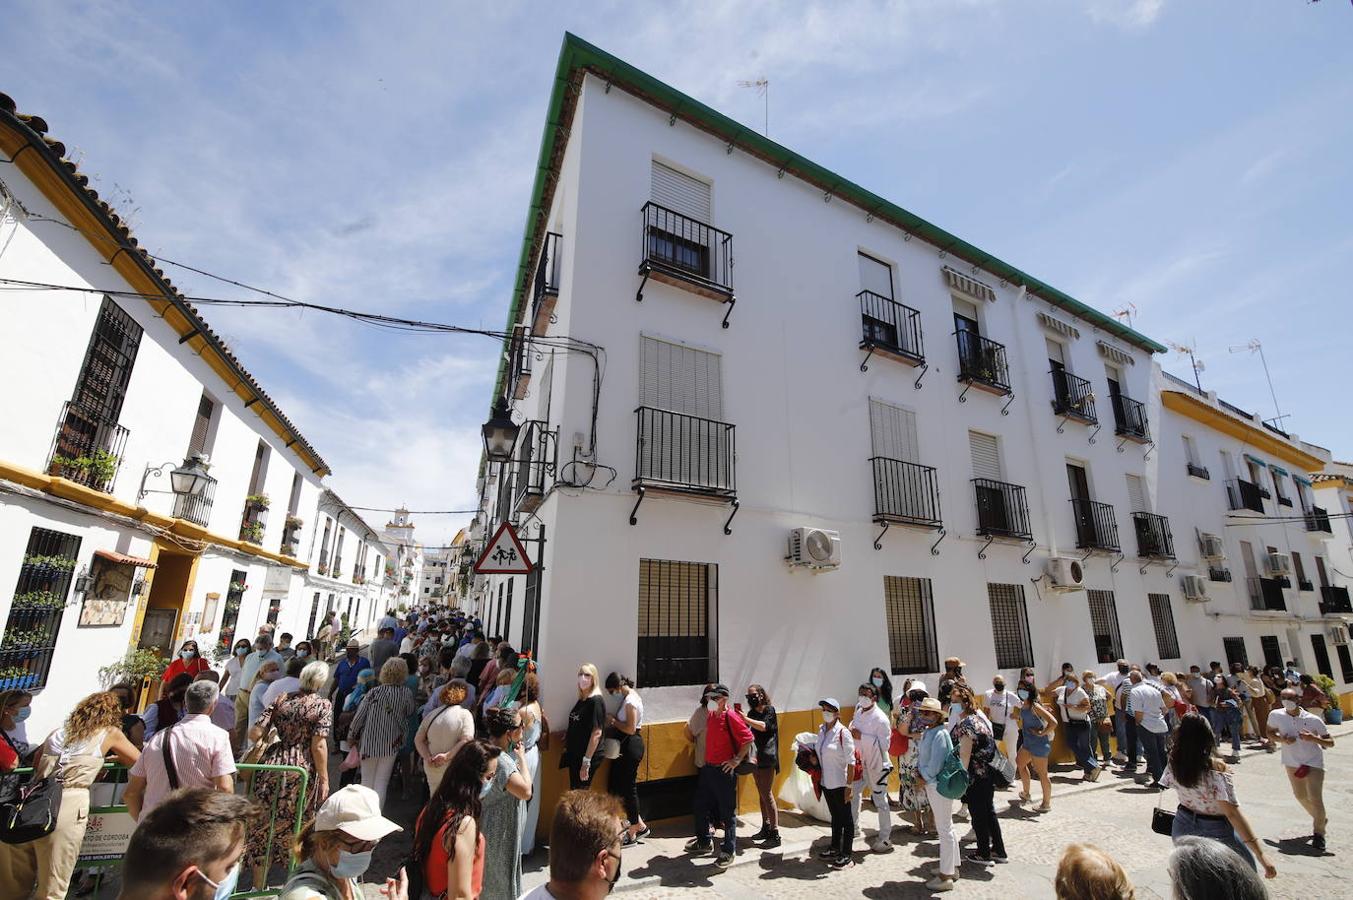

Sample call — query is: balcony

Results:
[858,291,924,368]
[512,420,558,516]
[1208,565,1233,583]
[1187,463,1210,480]
[45,401,130,494]
[1132,512,1176,560]
[973,478,1033,540]
[637,202,734,315]
[1111,393,1150,442]
[1051,371,1097,425]
[1304,505,1333,533]
[1319,586,1353,615]
[1071,499,1120,552]
[1276,494,1293,508]
[1248,576,1287,612]
[530,231,562,334]
[239,497,268,545]
[1226,478,1265,513]
[172,473,218,529]
[507,328,533,402]
[1298,579,1315,592]
[871,457,942,528]
[633,407,735,497]
[955,332,1011,395]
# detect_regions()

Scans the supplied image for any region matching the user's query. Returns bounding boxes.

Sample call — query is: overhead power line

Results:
[348,507,479,514]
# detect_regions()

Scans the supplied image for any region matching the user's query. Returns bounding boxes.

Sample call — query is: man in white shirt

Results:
[850,682,894,852]
[1097,659,1133,764]
[1267,687,1335,851]
[982,676,1020,773]
[1057,673,1101,782]
[1128,671,1169,788]
[261,657,304,709]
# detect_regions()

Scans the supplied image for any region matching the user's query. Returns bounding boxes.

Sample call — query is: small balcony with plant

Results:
[1208,565,1233,583]
[1050,370,1097,426]
[530,231,562,335]
[2,528,82,691]
[280,515,304,557]
[239,493,269,545]
[1132,511,1175,560]
[955,331,1011,396]
[1305,505,1333,533]
[45,401,129,494]
[636,202,735,325]
[1187,462,1210,480]
[1111,392,1150,442]
[857,291,924,370]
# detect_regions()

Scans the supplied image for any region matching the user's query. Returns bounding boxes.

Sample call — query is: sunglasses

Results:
[335,833,377,854]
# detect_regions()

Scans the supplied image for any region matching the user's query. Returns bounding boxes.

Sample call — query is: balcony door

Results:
[649,161,712,277]
[871,401,928,520]
[970,431,1009,532]
[638,336,728,489]
[859,253,899,348]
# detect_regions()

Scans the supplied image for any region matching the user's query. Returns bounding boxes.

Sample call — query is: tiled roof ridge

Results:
[0,90,330,476]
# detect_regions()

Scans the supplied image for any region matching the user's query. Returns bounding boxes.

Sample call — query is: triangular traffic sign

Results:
[473,522,533,574]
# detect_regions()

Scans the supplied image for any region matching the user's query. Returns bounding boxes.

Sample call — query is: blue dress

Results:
[1020,707,1051,758]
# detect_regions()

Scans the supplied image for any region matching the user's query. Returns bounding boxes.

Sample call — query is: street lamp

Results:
[481,400,520,464]
[138,452,214,502]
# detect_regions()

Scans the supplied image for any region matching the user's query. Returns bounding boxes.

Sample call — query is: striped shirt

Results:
[350,684,416,758]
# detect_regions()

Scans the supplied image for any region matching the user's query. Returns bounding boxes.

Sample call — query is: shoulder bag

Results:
[724,712,758,775]
[0,732,62,845]
[936,748,970,800]
[1151,788,1176,836]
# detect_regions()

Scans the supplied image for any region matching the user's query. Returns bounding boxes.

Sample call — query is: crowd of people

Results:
[0,608,1341,899]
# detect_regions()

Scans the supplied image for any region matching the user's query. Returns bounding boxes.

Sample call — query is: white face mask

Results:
[858,697,873,710]
[578,675,592,691]
[822,711,837,724]
[1282,699,1299,712]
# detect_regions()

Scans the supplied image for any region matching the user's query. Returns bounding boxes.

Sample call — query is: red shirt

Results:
[704,708,754,765]
[162,655,210,683]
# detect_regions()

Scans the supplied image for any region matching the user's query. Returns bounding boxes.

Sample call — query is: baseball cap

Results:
[704,684,730,699]
[314,785,401,842]
[818,697,841,711]
[346,638,360,648]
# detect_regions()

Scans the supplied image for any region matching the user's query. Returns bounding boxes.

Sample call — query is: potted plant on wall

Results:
[98,648,169,708]
[240,521,265,544]
[1314,674,1343,724]
[245,493,271,511]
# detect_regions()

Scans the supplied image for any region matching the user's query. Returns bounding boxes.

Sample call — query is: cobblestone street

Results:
[534,726,1352,900]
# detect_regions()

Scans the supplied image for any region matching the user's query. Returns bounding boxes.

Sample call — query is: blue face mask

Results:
[331,849,373,879]
[1017,689,1030,702]
[197,861,240,900]
[479,778,494,799]
[15,706,31,723]
[949,703,964,720]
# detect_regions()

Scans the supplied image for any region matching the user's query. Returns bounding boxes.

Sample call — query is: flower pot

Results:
[1326,707,1343,725]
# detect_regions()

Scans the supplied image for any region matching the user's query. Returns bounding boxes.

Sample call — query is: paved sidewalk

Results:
[518,723,1352,899]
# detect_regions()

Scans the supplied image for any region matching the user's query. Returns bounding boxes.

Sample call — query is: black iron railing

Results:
[1305,505,1333,533]
[955,332,1011,393]
[634,407,736,495]
[1226,479,1264,513]
[1187,463,1210,480]
[1208,565,1233,583]
[973,478,1032,540]
[1319,586,1353,615]
[858,291,924,363]
[1111,393,1150,440]
[45,401,130,493]
[637,648,714,690]
[640,202,733,295]
[1248,576,1287,612]
[507,329,533,399]
[1071,499,1119,551]
[513,420,558,514]
[1132,511,1175,559]
[1298,579,1315,592]
[1,527,81,691]
[533,232,561,308]
[871,457,942,527]
[172,475,217,528]
[1051,371,1097,423]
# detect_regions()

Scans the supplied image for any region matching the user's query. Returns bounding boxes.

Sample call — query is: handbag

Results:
[0,733,62,845]
[340,744,361,772]
[989,750,1016,788]
[600,737,622,760]
[889,727,908,758]
[1151,791,1176,836]
[936,748,970,800]
[724,712,758,775]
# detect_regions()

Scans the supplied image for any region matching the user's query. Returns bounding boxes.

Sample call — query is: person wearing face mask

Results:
[1,688,36,764]
[1056,671,1101,782]
[193,672,236,738]
[1081,670,1113,767]
[950,684,1006,866]
[1266,686,1334,851]
[276,633,296,661]
[913,697,956,891]
[144,673,193,741]
[1097,659,1133,766]
[159,641,210,699]
[114,788,261,900]
[279,784,405,900]
[684,685,753,868]
[811,697,856,869]
[414,740,500,900]
[895,685,933,834]
[481,707,533,898]
[938,657,966,707]
[982,675,1020,779]
[237,634,283,749]
[246,660,284,740]
[564,664,606,789]
[603,673,649,845]
[294,641,313,664]
[850,683,894,852]
[742,684,780,848]
[519,790,626,900]
[329,639,372,720]
[1015,681,1057,811]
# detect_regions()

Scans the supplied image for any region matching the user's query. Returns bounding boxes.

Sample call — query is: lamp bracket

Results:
[137,461,176,502]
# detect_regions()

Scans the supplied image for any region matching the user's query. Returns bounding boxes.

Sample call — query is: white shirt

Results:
[262,676,302,709]
[399,635,416,654]
[852,703,891,770]
[1267,707,1330,770]
[815,720,856,790]
[517,885,559,900]
[618,691,644,730]
[1058,685,1090,722]
[983,688,1019,725]
[223,655,247,697]
[1129,683,1168,734]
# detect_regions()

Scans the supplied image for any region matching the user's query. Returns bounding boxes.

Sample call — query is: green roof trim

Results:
[493,32,1167,404]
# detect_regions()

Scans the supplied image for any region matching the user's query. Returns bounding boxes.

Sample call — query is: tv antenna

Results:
[1112,303,1138,329]
[1168,340,1205,392]
[737,78,769,136]
[1228,339,1288,430]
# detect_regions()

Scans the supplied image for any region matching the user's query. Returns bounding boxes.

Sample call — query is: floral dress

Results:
[480,750,522,900]
[244,691,333,873]
[896,707,929,812]
[952,713,997,780]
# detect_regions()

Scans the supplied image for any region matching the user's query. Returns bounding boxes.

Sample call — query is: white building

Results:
[420,543,453,606]
[300,490,393,640]
[381,507,423,612]
[0,92,331,736]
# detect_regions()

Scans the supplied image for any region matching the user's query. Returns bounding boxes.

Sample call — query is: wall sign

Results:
[474,523,533,574]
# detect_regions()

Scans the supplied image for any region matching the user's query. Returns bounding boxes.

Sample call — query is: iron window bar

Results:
[1247,576,1287,612]
[512,420,559,516]
[1298,579,1315,593]
[954,331,1012,395]
[1051,370,1098,425]
[172,474,218,528]
[631,407,737,530]
[1111,392,1150,441]
[1070,498,1120,552]
[1187,463,1210,480]
[1319,586,1353,615]
[1226,478,1265,513]
[507,328,534,402]
[530,231,563,333]
[857,291,924,369]
[871,457,942,529]
[1304,505,1333,533]
[1131,511,1176,560]
[45,401,130,494]
[1,526,82,691]
[972,478,1033,540]
[1207,565,1233,583]
[636,202,735,324]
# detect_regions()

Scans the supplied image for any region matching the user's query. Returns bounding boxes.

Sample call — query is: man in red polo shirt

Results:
[683,684,753,868]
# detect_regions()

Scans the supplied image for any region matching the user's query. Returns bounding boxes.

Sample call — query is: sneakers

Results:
[635,825,651,840]
[870,838,893,853]
[749,825,771,841]
[991,853,1009,864]
[1313,833,1327,851]
[953,806,970,821]
[684,838,714,855]
[926,876,956,892]
[762,831,782,849]
[830,855,854,869]
[1086,768,1102,782]
[966,853,994,866]
[817,847,840,860]
[715,850,734,869]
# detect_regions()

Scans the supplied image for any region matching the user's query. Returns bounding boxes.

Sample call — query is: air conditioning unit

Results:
[1199,533,1225,561]
[1264,552,1292,577]
[1181,575,1209,602]
[788,527,841,570]
[1046,556,1085,591]
[1330,625,1350,647]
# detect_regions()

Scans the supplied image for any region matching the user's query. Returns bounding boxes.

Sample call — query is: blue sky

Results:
[4,1,1350,547]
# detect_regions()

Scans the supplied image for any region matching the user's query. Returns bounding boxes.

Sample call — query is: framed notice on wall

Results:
[202,593,220,632]
[78,555,133,627]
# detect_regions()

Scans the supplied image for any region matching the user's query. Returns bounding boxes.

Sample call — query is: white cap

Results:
[314,785,401,842]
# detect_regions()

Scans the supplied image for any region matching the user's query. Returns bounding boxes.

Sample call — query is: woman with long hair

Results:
[518,672,546,856]
[142,672,192,740]
[743,683,780,847]
[1015,679,1057,812]
[562,663,605,789]
[950,684,1006,865]
[481,707,532,898]
[247,659,283,736]
[414,739,502,900]
[0,692,139,900]
[1160,713,1276,878]
[157,639,210,698]
[416,679,475,795]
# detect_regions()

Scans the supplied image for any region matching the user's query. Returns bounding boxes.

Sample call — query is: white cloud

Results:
[1085,0,1166,31]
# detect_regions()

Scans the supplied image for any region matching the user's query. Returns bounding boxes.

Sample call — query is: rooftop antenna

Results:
[1168,340,1205,392]
[1228,338,1288,430]
[1112,302,1138,330]
[737,78,769,136]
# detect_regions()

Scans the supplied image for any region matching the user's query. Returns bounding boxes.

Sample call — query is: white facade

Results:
[382,508,424,612]
[299,491,393,640]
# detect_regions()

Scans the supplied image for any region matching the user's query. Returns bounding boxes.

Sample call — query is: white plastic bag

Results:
[777,731,830,822]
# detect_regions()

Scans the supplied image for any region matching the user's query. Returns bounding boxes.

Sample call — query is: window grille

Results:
[637,560,717,688]
[1260,635,1283,670]
[1,527,83,691]
[882,576,938,675]
[1310,634,1333,679]
[987,583,1033,670]
[219,569,247,651]
[1222,636,1248,668]
[1087,590,1124,663]
[1337,644,1353,683]
[1147,593,1180,660]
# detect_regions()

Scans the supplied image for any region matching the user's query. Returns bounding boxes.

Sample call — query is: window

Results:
[1315,555,1330,588]
[1260,635,1283,669]
[637,337,730,491]
[1222,637,1248,668]
[2,526,82,690]
[871,400,920,463]
[1272,472,1290,505]
[1310,634,1333,679]
[969,432,1002,481]
[1086,590,1124,663]
[640,336,723,419]
[637,559,718,688]
[1337,644,1353,684]
[859,253,900,347]
[220,569,247,651]
[247,440,270,496]
[187,392,217,457]
[651,160,710,222]
[266,595,281,627]
[287,472,303,518]
[318,518,332,574]
[858,252,894,298]
[648,161,712,277]
[522,566,542,658]
[1182,435,1200,467]
[953,297,980,337]
[882,576,939,675]
[1293,551,1307,586]
[987,583,1034,670]
[306,592,321,640]
[503,579,514,645]
[69,296,143,424]
[1147,593,1181,659]
[1124,474,1148,513]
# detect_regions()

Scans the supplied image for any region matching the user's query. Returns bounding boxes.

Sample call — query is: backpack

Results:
[936,748,970,800]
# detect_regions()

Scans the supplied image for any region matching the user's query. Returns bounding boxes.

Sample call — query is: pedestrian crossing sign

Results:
[473,522,533,574]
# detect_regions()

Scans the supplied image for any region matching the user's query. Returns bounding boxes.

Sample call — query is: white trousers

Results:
[925,782,958,877]
[994,721,1019,771]
[361,754,398,810]
[849,762,893,842]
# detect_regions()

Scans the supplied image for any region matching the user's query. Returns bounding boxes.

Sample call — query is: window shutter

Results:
[870,400,919,462]
[188,394,214,455]
[858,253,893,299]
[651,161,710,223]
[639,336,722,419]
[1125,474,1147,513]
[969,432,1002,481]
[1239,541,1259,579]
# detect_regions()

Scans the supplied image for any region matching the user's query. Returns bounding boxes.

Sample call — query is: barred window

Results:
[1147,593,1180,660]
[882,576,938,675]
[1086,590,1124,663]
[1337,644,1353,684]
[1222,636,1248,668]
[638,560,718,688]
[2,527,82,691]
[987,583,1033,670]
[1260,635,1283,669]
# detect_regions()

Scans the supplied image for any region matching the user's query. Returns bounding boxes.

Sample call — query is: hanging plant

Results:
[23,555,77,572]
[228,580,248,595]
[245,493,271,510]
